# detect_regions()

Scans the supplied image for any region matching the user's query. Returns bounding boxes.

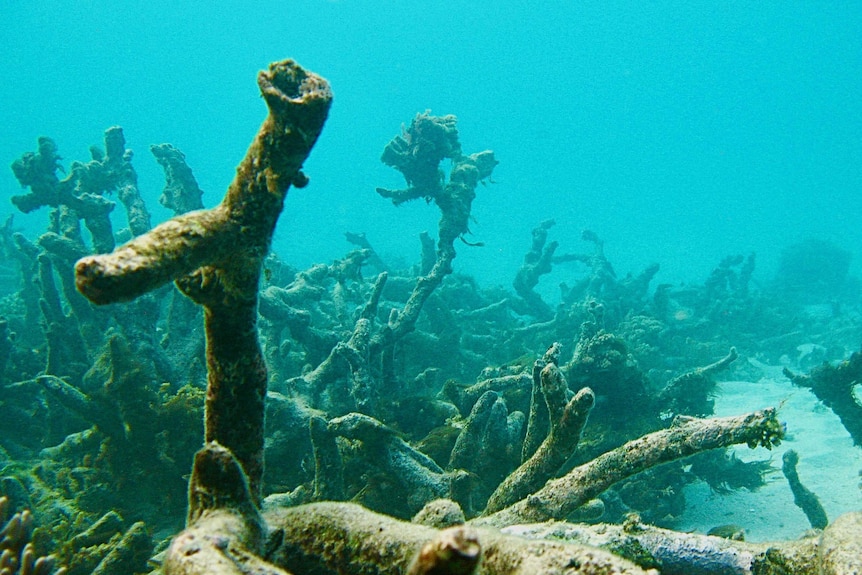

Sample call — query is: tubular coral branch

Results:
[513,219,558,320]
[267,502,650,575]
[11,127,150,253]
[75,61,331,305]
[407,525,481,575]
[782,449,828,530]
[74,59,332,501]
[508,511,862,575]
[151,143,206,215]
[374,113,497,345]
[521,342,563,463]
[164,443,286,575]
[102,125,152,237]
[483,364,594,515]
[476,408,784,527]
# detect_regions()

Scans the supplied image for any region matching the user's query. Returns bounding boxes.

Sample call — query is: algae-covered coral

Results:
[1,59,861,574]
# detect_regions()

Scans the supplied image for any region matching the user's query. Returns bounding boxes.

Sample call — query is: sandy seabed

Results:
[677,364,862,542]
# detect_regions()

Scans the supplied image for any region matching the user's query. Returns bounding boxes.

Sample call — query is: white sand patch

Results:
[676,377,862,542]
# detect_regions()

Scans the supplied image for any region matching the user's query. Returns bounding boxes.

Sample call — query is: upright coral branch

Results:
[513,219,559,320]
[11,127,151,253]
[375,112,497,343]
[101,126,152,237]
[782,449,828,530]
[484,364,594,515]
[74,60,332,502]
[164,443,284,575]
[151,143,206,215]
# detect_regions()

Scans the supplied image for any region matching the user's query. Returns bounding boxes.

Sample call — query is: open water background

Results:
[2,1,860,294]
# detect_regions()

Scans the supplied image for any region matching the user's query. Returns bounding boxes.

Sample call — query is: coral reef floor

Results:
[679,373,862,541]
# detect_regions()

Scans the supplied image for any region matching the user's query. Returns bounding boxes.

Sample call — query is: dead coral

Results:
[476,408,784,528]
[784,349,862,446]
[75,59,332,502]
[72,59,331,574]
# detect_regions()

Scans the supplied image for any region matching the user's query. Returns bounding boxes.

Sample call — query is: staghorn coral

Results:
[484,360,594,515]
[475,408,784,528]
[72,59,332,573]
[11,127,151,254]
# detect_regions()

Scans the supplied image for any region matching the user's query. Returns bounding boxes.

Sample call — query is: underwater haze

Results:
[4,3,862,573]
[2,1,861,292]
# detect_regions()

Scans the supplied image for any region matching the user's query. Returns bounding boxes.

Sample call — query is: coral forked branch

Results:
[75,61,331,306]
[73,60,333,503]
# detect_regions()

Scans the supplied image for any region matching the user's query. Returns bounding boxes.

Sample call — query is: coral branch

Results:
[151,143,206,215]
[477,409,784,527]
[163,443,284,575]
[374,112,497,345]
[11,127,151,253]
[782,449,828,530]
[75,60,332,502]
[266,502,650,575]
[659,347,738,417]
[521,342,562,462]
[784,349,862,446]
[513,219,558,320]
[508,510,862,575]
[75,61,331,305]
[484,364,594,514]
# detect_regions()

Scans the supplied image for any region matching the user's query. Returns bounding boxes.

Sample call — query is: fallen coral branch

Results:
[504,512,862,575]
[477,408,784,527]
[266,501,651,575]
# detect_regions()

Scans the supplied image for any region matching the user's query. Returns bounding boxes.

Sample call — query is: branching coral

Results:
[74,60,332,501]
[11,127,151,253]
[0,53,851,575]
[71,59,331,573]
[475,408,784,528]
[375,112,498,341]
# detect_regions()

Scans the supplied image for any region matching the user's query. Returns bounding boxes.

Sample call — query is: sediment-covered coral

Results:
[784,349,862,446]
[1,54,859,575]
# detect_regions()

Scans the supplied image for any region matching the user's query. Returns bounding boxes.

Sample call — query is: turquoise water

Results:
[2,2,860,291]
[1,3,861,569]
